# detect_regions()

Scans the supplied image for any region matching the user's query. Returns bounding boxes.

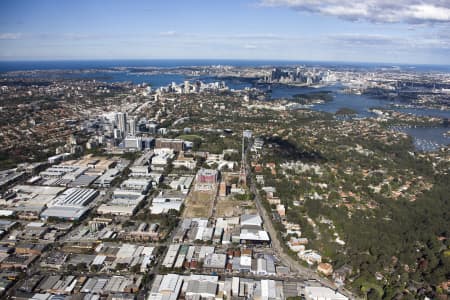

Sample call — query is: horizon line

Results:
[0,58,449,68]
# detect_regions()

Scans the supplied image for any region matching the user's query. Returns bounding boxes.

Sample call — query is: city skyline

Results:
[1,0,450,64]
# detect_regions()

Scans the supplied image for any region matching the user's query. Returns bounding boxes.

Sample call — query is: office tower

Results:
[129,118,136,137]
[113,128,121,139]
[116,112,127,137]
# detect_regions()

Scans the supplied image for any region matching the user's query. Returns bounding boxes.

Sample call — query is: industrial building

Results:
[93,168,120,188]
[155,138,185,152]
[40,206,90,221]
[168,176,194,194]
[150,190,186,214]
[151,149,175,172]
[185,279,218,299]
[162,244,181,269]
[120,178,151,194]
[40,188,98,221]
[149,274,290,299]
[49,188,98,207]
[3,185,65,216]
[129,166,151,177]
[203,253,227,270]
[97,189,146,216]
[148,274,183,300]
[172,154,196,170]
[304,286,348,300]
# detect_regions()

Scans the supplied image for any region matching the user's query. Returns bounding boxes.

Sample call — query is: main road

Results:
[245,146,356,299]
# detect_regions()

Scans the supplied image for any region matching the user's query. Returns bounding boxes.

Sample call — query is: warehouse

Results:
[198,246,215,261]
[40,206,90,221]
[92,255,106,267]
[6,185,65,213]
[129,166,150,178]
[0,169,25,189]
[68,174,98,187]
[162,244,181,269]
[40,188,97,221]
[203,253,227,270]
[174,245,189,269]
[150,190,186,214]
[39,165,79,179]
[239,228,271,245]
[240,214,263,227]
[120,178,151,194]
[261,279,280,300]
[304,286,348,300]
[103,275,142,293]
[168,175,194,194]
[185,279,218,299]
[93,168,120,188]
[81,277,107,293]
[49,188,98,207]
[148,274,183,300]
[97,189,145,216]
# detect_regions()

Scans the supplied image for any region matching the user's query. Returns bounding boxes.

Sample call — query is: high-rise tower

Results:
[116,112,127,137]
[129,118,136,137]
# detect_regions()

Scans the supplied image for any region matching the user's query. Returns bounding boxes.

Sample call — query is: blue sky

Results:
[1,0,449,64]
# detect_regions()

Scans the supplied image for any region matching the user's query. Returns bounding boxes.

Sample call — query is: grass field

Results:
[183,190,215,218]
[215,197,256,217]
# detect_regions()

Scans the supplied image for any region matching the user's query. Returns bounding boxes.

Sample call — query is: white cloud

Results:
[330,33,450,50]
[330,33,397,45]
[260,0,450,24]
[158,30,178,37]
[409,4,450,22]
[225,33,287,40]
[243,44,258,49]
[0,33,22,40]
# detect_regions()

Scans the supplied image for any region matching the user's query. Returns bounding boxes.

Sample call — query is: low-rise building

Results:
[203,253,227,270]
[148,274,183,300]
[129,166,151,178]
[169,176,194,194]
[93,168,120,188]
[185,279,218,299]
[97,190,146,216]
[317,262,333,276]
[155,138,185,152]
[304,286,348,300]
[150,190,186,214]
[173,154,196,170]
[298,250,322,265]
[40,188,98,221]
[162,245,181,269]
[120,178,151,194]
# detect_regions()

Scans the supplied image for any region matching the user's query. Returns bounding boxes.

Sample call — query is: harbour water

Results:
[390,126,450,151]
[267,84,450,150]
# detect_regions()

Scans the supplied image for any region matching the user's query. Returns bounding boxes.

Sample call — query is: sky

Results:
[0,0,449,64]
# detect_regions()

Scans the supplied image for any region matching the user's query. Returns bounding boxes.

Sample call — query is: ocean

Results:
[1,59,450,73]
